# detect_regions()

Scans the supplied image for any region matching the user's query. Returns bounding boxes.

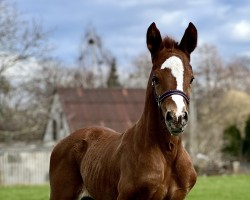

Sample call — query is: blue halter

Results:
[152,75,190,107]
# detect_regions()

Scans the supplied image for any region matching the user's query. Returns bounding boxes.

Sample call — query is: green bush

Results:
[222,116,250,161]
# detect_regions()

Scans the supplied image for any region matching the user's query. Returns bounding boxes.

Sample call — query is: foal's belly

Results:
[79,127,121,200]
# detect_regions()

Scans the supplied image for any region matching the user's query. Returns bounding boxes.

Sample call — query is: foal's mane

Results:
[163,36,179,50]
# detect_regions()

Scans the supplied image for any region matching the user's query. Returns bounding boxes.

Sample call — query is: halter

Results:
[152,74,190,107]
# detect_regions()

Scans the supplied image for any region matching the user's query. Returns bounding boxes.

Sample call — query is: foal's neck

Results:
[134,76,181,150]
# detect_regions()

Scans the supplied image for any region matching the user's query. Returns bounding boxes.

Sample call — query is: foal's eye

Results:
[152,76,159,85]
[190,76,195,84]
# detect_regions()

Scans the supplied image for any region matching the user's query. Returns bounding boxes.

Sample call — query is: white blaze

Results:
[161,56,185,117]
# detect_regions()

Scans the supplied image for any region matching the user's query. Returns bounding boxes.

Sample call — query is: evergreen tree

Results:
[222,125,242,160]
[243,116,250,161]
[106,58,121,88]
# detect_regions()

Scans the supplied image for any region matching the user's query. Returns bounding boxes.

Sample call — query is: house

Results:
[44,87,146,143]
[0,87,146,185]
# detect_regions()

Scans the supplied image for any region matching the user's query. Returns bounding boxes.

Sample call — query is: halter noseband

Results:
[152,75,190,106]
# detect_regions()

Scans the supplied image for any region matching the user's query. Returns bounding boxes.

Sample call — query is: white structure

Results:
[44,93,70,142]
[0,144,51,185]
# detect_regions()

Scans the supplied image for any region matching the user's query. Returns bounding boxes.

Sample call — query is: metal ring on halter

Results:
[152,75,190,106]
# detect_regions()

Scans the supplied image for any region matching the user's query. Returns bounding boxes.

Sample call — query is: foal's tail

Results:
[49,129,88,200]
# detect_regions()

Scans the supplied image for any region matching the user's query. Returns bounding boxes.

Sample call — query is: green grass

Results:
[0,184,49,200]
[187,174,250,200]
[0,175,249,200]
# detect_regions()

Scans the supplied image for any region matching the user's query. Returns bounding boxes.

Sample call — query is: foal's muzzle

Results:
[165,110,188,136]
[152,74,190,136]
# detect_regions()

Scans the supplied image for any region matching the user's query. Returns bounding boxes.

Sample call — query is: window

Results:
[52,119,57,140]
[60,112,63,129]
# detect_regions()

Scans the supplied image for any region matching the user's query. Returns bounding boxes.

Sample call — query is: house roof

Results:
[57,87,146,133]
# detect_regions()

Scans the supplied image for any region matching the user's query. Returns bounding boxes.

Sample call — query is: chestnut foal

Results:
[50,22,198,200]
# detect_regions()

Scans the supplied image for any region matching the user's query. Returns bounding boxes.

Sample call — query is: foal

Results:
[50,22,198,200]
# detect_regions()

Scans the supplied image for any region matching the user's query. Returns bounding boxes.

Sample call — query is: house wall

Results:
[44,94,70,142]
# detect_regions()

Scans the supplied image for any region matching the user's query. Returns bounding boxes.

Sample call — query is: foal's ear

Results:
[179,22,197,56]
[146,22,163,56]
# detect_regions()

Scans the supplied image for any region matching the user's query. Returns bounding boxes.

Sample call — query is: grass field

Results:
[187,174,250,200]
[0,175,249,200]
[0,184,49,200]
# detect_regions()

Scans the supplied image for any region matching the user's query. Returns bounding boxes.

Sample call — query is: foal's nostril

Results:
[179,111,188,126]
[183,111,188,122]
[165,111,174,122]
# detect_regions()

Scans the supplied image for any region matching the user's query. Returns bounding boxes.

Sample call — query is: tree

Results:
[0,0,50,101]
[193,44,224,106]
[0,0,52,140]
[222,116,250,162]
[0,1,50,75]
[106,58,121,88]
[222,125,242,161]
[243,116,250,161]
[126,51,151,88]
[224,56,250,93]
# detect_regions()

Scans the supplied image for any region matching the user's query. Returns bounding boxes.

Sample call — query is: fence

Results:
[0,149,51,185]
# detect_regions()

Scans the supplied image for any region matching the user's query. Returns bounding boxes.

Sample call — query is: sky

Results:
[14,0,250,68]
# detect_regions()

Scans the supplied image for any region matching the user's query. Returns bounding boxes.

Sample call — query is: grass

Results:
[186,174,250,200]
[0,184,49,200]
[0,175,249,200]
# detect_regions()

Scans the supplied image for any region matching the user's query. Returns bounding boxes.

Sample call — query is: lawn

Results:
[0,184,49,200]
[0,175,249,200]
[186,174,250,200]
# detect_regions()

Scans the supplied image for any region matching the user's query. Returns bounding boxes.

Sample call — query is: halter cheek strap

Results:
[152,76,190,106]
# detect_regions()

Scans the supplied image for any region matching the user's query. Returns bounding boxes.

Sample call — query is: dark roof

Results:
[57,87,145,133]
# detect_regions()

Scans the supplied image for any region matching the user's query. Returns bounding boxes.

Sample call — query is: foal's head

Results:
[146,22,197,136]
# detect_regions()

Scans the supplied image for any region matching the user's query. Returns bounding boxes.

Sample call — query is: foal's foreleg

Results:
[50,159,83,200]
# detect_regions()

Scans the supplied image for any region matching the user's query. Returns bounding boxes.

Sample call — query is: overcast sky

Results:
[14,0,250,67]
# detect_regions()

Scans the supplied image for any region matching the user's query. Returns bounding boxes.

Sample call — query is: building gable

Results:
[44,88,145,142]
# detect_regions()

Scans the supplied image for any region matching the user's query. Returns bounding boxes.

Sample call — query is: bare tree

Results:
[125,51,151,88]
[223,56,250,92]
[193,44,224,105]
[0,1,50,75]
[0,0,53,140]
